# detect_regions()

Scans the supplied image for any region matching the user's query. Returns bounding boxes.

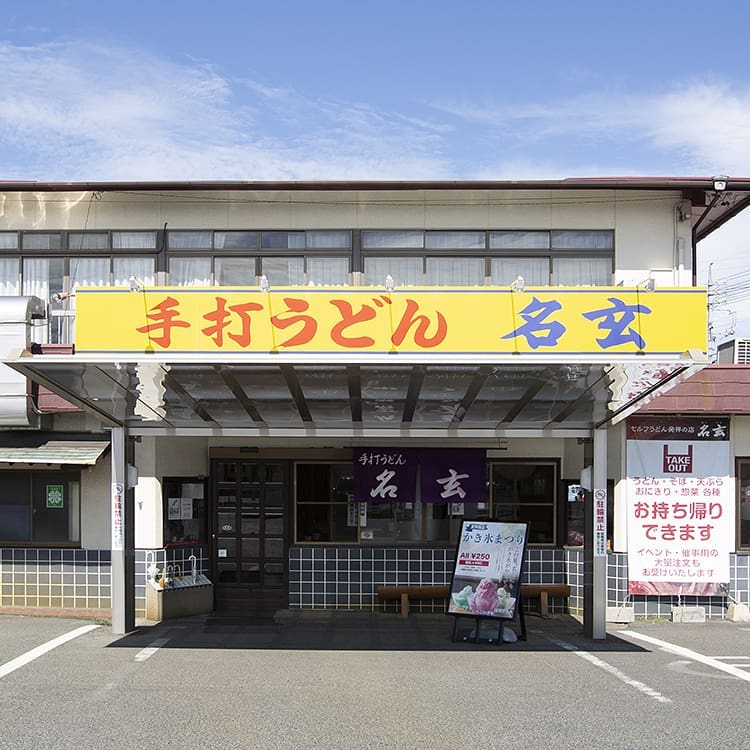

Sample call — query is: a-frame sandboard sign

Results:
[448,520,529,644]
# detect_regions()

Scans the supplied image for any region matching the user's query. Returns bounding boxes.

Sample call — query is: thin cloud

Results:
[0,41,452,180]
[2,41,749,186]
[433,81,750,175]
[645,82,750,174]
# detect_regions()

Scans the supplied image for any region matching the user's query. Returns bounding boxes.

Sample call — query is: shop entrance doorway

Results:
[210,459,289,613]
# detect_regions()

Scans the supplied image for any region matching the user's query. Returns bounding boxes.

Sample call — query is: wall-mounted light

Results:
[50,291,74,303]
[510,275,525,293]
[128,276,144,292]
[712,175,729,192]
[259,274,270,292]
[640,276,656,292]
[385,274,395,292]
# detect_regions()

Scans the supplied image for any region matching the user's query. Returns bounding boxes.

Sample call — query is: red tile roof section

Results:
[636,365,750,414]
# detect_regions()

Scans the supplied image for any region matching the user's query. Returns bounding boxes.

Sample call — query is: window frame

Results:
[0,469,82,547]
[361,229,614,287]
[737,457,750,550]
[293,458,559,546]
[489,459,559,546]
[161,475,208,547]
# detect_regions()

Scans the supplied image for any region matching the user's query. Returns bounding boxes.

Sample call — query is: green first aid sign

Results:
[46,485,64,509]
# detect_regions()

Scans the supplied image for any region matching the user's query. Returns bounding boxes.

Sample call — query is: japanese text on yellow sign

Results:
[74,286,707,356]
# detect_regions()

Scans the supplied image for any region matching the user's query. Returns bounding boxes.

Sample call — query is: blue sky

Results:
[2,0,750,342]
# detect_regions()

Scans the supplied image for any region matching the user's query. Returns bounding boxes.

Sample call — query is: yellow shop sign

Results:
[74,286,707,357]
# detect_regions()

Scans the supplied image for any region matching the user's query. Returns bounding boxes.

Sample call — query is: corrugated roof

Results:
[636,365,750,414]
[0,441,109,465]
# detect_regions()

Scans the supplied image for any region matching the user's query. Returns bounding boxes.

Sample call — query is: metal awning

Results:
[7,358,702,440]
[0,440,109,466]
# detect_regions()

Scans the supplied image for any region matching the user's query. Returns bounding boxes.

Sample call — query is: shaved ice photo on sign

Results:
[449,577,517,617]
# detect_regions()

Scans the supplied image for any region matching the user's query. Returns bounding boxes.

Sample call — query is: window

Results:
[0,471,80,544]
[362,229,613,287]
[68,233,108,251]
[552,257,612,286]
[168,231,263,251]
[362,231,424,249]
[23,257,65,343]
[262,231,306,249]
[425,231,485,249]
[491,462,557,544]
[738,459,750,548]
[491,257,549,286]
[563,479,615,548]
[0,258,20,295]
[168,231,213,249]
[490,231,550,249]
[368,253,488,286]
[168,257,212,286]
[363,501,424,542]
[295,463,357,542]
[306,256,349,286]
[306,231,350,248]
[214,257,257,285]
[112,231,157,249]
[0,232,18,250]
[215,231,257,250]
[70,257,110,288]
[113,257,156,287]
[162,477,207,546]
[294,459,557,545]
[22,233,62,250]
[363,257,423,286]
[260,257,304,285]
[261,231,350,250]
[425,256,484,285]
[551,230,613,249]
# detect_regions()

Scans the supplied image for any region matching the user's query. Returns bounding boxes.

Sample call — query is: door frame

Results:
[209,458,292,604]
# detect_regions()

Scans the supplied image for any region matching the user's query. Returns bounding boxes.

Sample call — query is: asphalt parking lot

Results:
[2,610,750,749]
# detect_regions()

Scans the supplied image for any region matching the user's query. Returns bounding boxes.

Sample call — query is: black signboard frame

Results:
[447,519,529,644]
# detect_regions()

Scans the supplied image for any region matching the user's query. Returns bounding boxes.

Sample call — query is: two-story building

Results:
[1,177,748,635]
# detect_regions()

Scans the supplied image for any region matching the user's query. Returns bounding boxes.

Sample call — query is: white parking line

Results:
[714,656,750,661]
[0,624,99,679]
[617,630,750,683]
[546,636,671,703]
[134,638,170,662]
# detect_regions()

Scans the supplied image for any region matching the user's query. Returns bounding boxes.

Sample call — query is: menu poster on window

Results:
[182,483,204,499]
[167,497,181,520]
[626,416,733,596]
[449,520,528,621]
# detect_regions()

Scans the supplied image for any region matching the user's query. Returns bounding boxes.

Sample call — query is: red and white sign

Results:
[663,444,693,473]
[626,417,733,595]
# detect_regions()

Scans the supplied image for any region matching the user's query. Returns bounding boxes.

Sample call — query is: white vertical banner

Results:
[593,488,607,557]
[111,482,124,551]
[626,417,733,596]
